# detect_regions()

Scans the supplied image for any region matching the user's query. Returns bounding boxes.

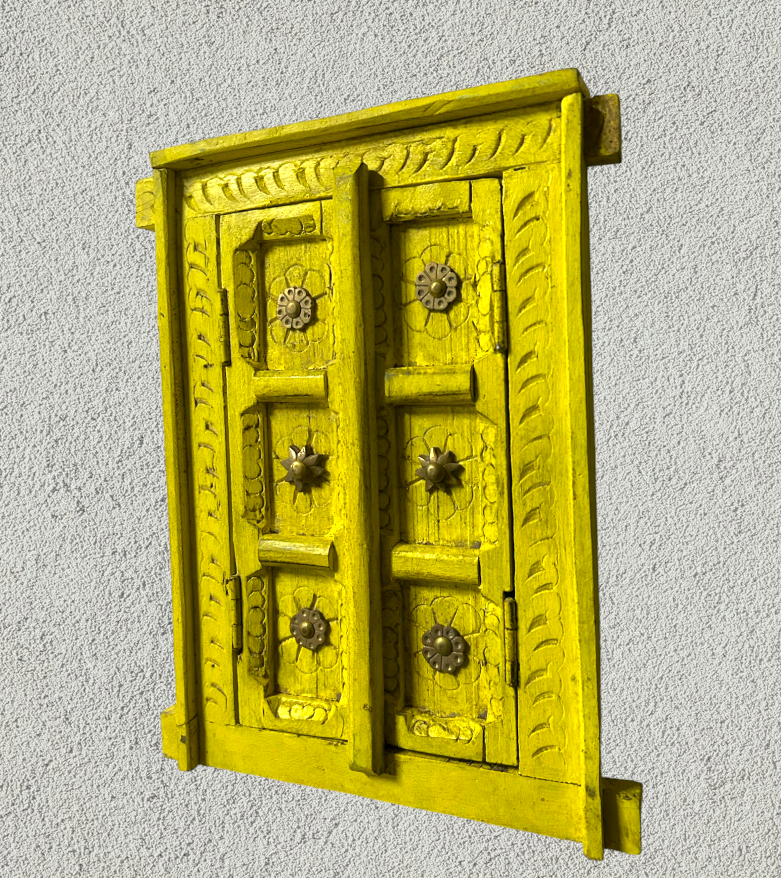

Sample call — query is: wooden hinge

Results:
[228,574,242,651]
[585,94,622,166]
[219,287,232,366]
[491,261,508,353]
[503,596,518,686]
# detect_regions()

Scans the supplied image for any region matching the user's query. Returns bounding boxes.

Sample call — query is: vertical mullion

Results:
[333,163,385,775]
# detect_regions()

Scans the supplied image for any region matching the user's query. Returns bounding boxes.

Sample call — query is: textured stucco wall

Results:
[3,1,780,875]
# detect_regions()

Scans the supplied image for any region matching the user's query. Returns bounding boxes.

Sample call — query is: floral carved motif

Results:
[272,426,332,519]
[400,245,470,342]
[276,585,341,686]
[404,425,475,523]
[266,261,331,357]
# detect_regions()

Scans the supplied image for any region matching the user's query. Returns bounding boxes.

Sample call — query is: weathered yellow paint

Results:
[257,535,335,570]
[135,177,154,230]
[142,70,639,859]
[332,164,385,775]
[390,544,480,586]
[384,365,474,405]
[380,180,471,223]
[151,68,587,170]
[152,169,198,770]
[601,778,643,855]
[252,369,328,402]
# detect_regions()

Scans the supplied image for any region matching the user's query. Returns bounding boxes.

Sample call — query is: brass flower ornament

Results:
[277,286,314,330]
[415,262,459,312]
[280,444,325,492]
[416,446,462,493]
[422,624,467,674]
[290,607,329,651]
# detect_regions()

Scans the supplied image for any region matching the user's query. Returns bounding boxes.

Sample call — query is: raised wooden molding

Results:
[150,69,589,171]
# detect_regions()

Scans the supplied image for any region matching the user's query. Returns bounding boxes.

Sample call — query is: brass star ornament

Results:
[415,446,463,493]
[280,444,325,492]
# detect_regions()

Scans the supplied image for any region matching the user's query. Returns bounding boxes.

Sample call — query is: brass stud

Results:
[290,607,329,651]
[277,286,314,330]
[415,262,459,312]
[280,444,325,492]
[416,447,462,493]
[422,624,467,673]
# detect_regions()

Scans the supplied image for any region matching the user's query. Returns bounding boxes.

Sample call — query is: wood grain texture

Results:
[136,177,155,230]
[390,544,479,586]
[161,707,639,855]
[561,91,603,860]
[153,168,198,769]
[503,164,577,783]
[220,205,345,739]
[180,108,560,217]
[181,212,236,727]
[152,68,586,170]
[333,164,385,775]
[384,365,474,405]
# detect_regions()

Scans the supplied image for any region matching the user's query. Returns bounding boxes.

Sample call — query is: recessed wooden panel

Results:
[266,404,336,538]
[395,406,484,548]
[262,237,334,372]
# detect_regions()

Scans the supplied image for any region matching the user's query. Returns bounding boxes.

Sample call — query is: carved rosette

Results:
[401,245,470,340]
[268,263,330,353]
[406,425,475,521]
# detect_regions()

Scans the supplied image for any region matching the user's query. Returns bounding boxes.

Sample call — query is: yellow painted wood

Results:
[257,535,335,570]
[333,163,385,775]
[504,163,580,782]
[380,180,471,223]
[390,544,479,585]
[152,69,588,170]
[160,706,198,770]
[384,365,474,405]
[585,95,622,166]
[152,169,198,770]
[181,211,237,729]
[191,720,638,855]
[601,778,643,855]
[179,107,562,218]
[252,369,328,402]
[561,91,604,860]
[376,175,517,767]
[135,177,154,230]
[220,203,346,740]
[145,72,641,859]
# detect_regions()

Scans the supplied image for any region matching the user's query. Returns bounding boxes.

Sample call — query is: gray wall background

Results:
[2,1,779,875]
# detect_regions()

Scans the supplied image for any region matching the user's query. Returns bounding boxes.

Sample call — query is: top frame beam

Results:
[150,69,590,170]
